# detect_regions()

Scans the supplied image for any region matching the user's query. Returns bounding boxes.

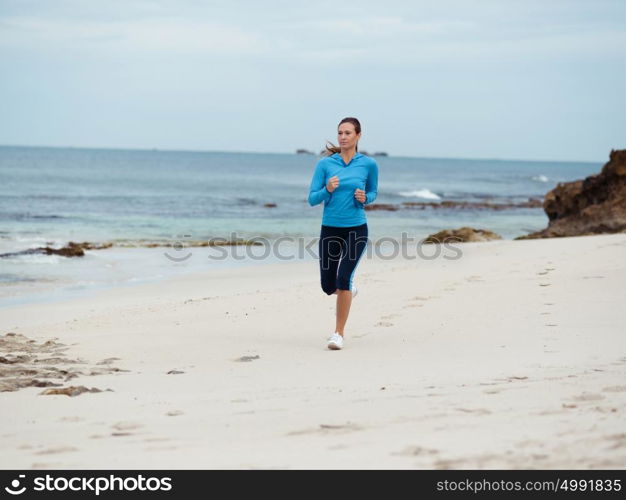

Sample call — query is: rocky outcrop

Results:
[516,149,626,239]
[0,241,113,258]
[423,227,502,244]
[364,203,399,211]
[365,198,543,211]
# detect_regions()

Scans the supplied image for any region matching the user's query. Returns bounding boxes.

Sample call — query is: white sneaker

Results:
[327,332,344,350]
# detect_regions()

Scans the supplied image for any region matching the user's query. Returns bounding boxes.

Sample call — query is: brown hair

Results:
[325,117,361,156]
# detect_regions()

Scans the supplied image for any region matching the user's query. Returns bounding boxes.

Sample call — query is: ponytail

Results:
[324,141,341,156]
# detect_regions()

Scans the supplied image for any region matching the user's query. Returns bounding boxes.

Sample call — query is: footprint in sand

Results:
[545,324,558,327]
[434,458,474,470]
[403,304,424,309]
[287,422,363,436]
[391,445,439,457]
[35,446,78,455]
[375,321,394,327]
[539,283,552,287]
[604,434,626,450]
[111,421,143,437]
[602,386,626,393]
[97,357,121,366]
[234,355,260,362]
[32,462,63,469]
[571,393,605,402]
[381,314,399,320]
[58,416,82,422]
[456,408,491,415]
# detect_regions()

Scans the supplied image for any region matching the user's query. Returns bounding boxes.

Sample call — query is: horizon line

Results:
[0,142,604,165]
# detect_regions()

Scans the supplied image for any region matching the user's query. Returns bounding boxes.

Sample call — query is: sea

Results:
[0,145,601,308]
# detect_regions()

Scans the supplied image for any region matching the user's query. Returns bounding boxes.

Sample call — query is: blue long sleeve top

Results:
[307,152,379,227]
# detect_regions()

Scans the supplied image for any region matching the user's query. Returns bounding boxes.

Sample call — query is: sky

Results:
[1,0,625,162]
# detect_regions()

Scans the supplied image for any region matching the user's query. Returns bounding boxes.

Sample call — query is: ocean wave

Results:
[235,197,258,206]
[531,175,549,182]
[7,253,64,264]
[397,189,441,200]
[0,274,39,284]
[0,212,68,221]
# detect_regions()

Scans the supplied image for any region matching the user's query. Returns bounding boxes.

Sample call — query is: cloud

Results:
[0,16,269,56]
[302,17,475,38]
[1,10,624,65]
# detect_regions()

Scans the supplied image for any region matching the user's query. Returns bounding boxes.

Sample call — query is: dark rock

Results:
[76,241,114,250]
[364,203,399,211]
[263,203,277,208]
[44,242,84,257]
[40,385,103,397]
[365,199,543,212]
[0,240,113,259]
[516,149,626,239]
[403,199,544,210]
[423,227,503,244]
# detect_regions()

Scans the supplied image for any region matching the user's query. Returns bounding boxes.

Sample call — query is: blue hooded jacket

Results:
[307,152,379,227]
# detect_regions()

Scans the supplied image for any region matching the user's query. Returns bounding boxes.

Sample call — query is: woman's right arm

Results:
[307,160,331,206]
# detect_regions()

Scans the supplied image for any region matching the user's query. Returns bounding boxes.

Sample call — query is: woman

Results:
[307,117,379,350]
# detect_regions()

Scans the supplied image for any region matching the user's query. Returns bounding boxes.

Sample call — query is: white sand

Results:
[1,233,625,469]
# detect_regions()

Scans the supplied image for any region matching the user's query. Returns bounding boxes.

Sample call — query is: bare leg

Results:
[335,289,353,335]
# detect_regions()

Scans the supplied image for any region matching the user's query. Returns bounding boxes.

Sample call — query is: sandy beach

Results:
[1,233,625,469]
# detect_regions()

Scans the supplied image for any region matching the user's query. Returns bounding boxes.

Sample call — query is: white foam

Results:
[14,253,63,264]
[398,189,441,200]
[531,175,549,182]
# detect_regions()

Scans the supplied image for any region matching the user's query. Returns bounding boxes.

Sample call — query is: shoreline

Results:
[0,230,540,310]
[1,233,625,468]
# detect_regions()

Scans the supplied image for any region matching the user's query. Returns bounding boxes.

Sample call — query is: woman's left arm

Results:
[364,160,379,205]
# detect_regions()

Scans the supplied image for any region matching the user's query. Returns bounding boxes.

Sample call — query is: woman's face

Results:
[338,123,361,151]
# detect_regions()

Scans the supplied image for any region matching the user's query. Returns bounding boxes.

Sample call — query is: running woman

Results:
[307,117,379,350]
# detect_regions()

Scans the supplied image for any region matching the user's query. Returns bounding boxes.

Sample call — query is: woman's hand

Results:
[326,176,339,193]
[354,188,366,203]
